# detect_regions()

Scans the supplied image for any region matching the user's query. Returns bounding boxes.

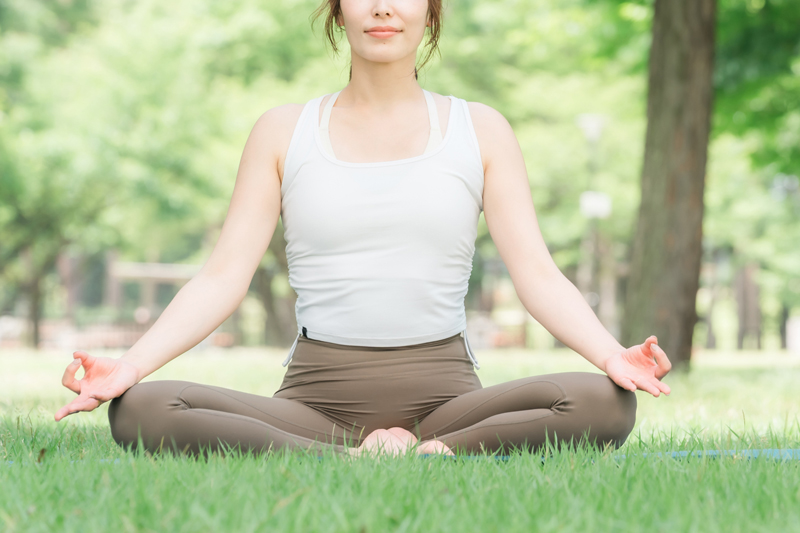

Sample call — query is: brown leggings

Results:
[108,333,637,456]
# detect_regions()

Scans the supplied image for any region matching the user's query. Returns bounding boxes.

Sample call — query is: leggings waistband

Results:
[281,330,480,369]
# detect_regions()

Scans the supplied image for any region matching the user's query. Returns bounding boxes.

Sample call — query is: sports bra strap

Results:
[319,90,341,159]
[319,89,443,159]
[422,89,442,153]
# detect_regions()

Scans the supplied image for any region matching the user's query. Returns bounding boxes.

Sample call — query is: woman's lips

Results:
[366,30,400,38]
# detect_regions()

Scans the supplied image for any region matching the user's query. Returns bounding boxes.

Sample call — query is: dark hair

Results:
[310,0,444,81]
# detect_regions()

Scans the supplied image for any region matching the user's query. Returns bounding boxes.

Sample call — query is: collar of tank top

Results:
[318,89,444,161]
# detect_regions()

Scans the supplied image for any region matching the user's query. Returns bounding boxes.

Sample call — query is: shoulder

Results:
[250,102,308,183]
[464,101,515,143]
[464,100,516,172]
[464,101,510,131]
[252,102,306,141]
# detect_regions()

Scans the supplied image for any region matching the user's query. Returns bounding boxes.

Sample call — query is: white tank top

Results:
[279,89,484,367]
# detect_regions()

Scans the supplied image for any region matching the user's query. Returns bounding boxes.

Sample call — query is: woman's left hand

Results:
[603,336,672,397]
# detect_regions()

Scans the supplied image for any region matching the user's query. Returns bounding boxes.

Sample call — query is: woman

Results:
[55,0,672,457]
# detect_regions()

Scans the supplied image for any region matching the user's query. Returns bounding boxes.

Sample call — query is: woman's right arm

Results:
[55,105,295,421]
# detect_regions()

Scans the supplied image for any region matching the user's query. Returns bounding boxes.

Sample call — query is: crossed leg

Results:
[108,372,636,457]
[108,380,359,456]
[415,372,637,454]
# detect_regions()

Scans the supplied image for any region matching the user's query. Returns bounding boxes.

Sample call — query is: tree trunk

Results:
[28,274,42,348]
[252,264,286,346]
[779,304,789,350]
[598,233,620,339]
[24,251,61,349]
[621,0,716,370]
[735,263,762,350]
[705,272,718,350]
[250,224,299,347]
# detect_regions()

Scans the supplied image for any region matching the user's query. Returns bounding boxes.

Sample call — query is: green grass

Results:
[2,347,799,532]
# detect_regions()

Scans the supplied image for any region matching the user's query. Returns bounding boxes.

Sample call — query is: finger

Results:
[54,396,100,421]
[655,379,671,395]
[60,358,83,394]
[62,396,100,418]
[652,344,672,378]
[616,376,638,393]
[633,376,661,397]
[72,350,93,366]
[642,335,658,356]
[54,406,70,422]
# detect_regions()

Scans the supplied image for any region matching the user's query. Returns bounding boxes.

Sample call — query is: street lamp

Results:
[574,113,618,337]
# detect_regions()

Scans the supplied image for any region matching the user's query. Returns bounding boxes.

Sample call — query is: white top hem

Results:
[298,322,468,347]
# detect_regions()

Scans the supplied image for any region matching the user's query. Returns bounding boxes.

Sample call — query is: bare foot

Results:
[416,439,455,456]
[386,427,418,444]
[347,427,454,457]
[348,428,413,457]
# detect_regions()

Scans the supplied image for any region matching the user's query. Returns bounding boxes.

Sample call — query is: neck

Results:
[340,54,421,111]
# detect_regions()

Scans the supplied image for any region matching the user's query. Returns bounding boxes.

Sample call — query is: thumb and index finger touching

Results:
[60,357,83,394]
[60,350,94,393]
[642,336,673,379]
[639,335,673,391]
[55,350,99,422]
[61,350,94,394]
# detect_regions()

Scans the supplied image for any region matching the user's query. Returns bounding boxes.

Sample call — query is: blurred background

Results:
[1,0,799,370]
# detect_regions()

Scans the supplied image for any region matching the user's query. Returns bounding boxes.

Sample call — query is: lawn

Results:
[2,346,799,532]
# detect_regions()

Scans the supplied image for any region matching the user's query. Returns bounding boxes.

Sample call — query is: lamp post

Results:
[575,114,618,336]
[575,114,608,299]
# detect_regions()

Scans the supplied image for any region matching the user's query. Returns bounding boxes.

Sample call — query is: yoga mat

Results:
[612,448,800,461]
[423,448,800,462]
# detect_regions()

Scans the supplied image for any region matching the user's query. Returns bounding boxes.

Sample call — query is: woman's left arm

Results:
[469,102,671,397]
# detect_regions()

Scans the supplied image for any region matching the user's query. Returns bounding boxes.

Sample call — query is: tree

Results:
[621,0,717,369]
[0,0,104,346]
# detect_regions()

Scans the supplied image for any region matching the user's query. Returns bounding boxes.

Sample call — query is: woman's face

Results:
[338,0,430,67]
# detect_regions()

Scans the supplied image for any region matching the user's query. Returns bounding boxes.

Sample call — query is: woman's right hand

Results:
[54,351,141,421]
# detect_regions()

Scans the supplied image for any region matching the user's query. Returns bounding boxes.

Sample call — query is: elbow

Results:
[510,260,564,295]
[192,267,251,304]
[510,261,570,315]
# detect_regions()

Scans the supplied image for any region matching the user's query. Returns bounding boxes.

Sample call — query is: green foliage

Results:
[715,0,800,179]
[1,0,799,345]
[202,0,324,84]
